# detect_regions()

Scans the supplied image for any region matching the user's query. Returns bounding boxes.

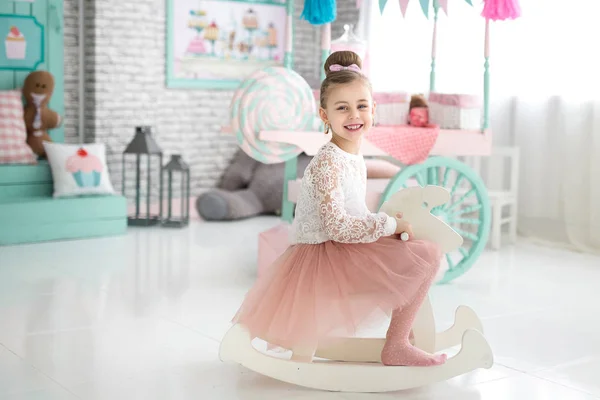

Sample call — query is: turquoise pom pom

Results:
[300,0,336,25]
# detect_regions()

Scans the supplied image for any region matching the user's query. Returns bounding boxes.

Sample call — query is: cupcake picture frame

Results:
[0,13,44,71]
[166,0,288,89]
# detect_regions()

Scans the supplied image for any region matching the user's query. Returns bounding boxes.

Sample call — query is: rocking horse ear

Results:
[392,186,421,203]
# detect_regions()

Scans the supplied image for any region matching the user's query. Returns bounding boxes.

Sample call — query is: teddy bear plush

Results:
[22,70,62,157]
[196,150,312,221]
[408,94,429,127]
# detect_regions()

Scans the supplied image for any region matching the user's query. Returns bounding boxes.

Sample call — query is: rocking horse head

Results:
[380,185,464,254]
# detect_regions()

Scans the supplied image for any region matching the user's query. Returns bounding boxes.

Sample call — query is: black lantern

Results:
[162,154,191,228]
[122,126,163,226]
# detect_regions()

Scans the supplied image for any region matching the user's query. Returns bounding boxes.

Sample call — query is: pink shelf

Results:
[222,125,493,160]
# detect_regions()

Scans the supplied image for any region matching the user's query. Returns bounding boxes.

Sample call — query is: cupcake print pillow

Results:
[43,142,115,198]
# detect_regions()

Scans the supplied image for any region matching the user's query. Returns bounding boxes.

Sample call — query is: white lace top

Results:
[290,142,397,244]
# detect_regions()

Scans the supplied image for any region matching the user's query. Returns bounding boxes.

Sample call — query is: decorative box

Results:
[428,92,482,130]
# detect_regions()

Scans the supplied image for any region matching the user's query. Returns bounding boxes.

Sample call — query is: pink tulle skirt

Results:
[233,236,442,350]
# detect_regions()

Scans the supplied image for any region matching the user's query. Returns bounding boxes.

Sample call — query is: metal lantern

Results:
[162,154,190,228]
[122,126,163,226]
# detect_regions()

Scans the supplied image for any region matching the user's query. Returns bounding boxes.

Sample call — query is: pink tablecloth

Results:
[366,125,440,165]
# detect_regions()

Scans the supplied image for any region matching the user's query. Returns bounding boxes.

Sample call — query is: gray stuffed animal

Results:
[196,150,312,221]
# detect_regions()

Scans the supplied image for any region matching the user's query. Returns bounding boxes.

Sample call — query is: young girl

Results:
[232,51,446,367]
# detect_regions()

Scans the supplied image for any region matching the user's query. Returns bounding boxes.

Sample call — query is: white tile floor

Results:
[1,216,600,399]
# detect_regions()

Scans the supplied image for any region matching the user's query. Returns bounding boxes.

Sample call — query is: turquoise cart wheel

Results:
[378,156,491,284]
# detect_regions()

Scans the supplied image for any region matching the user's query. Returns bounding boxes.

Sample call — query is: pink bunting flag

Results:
[399,0,410,17]
[439,0,448,15]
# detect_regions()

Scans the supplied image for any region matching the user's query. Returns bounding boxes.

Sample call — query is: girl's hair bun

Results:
[324,51,363,77]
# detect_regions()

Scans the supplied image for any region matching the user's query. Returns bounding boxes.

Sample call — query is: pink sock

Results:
[381,252,447,367]
[381,308,447,366]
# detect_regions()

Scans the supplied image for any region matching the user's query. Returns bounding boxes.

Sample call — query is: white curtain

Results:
[360,0,600,253]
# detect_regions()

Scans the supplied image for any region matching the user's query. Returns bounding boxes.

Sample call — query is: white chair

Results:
[464,146,520,250]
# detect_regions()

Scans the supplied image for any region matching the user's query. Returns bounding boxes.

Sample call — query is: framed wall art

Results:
[166,0,290,89]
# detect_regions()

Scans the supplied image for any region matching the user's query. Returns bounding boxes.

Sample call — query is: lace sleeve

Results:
[312,151,397,243]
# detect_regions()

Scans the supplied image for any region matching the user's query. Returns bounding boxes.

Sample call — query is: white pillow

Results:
[43,142,116,198]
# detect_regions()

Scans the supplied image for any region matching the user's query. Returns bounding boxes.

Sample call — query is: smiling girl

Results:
[232,51,446,367]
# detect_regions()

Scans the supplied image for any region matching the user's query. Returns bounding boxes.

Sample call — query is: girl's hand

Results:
[393,213,414,239]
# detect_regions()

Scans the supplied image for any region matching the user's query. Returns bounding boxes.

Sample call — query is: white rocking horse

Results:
[219,185,493,393]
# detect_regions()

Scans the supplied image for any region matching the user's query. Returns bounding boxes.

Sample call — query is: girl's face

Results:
[319,79,376,145]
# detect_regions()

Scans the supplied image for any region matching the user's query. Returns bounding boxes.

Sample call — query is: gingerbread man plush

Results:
[22,71,62,157]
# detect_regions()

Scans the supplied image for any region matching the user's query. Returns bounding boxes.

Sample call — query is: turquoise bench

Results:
[0,161,127,246]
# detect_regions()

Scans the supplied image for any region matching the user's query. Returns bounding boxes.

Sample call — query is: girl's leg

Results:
[381,250,447,366]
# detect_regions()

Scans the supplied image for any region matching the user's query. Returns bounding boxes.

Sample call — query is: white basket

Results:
[376,102,410,125]
[428,93,482,130]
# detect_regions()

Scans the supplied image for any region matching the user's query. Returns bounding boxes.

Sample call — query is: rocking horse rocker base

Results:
[219,185,494,393]
[219,315,493,393]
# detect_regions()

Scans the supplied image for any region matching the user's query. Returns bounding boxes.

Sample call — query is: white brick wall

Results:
[62,0,358,196]
[63,0,81,144]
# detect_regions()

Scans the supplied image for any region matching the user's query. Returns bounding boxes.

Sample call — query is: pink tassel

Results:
[481,0,521,21]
